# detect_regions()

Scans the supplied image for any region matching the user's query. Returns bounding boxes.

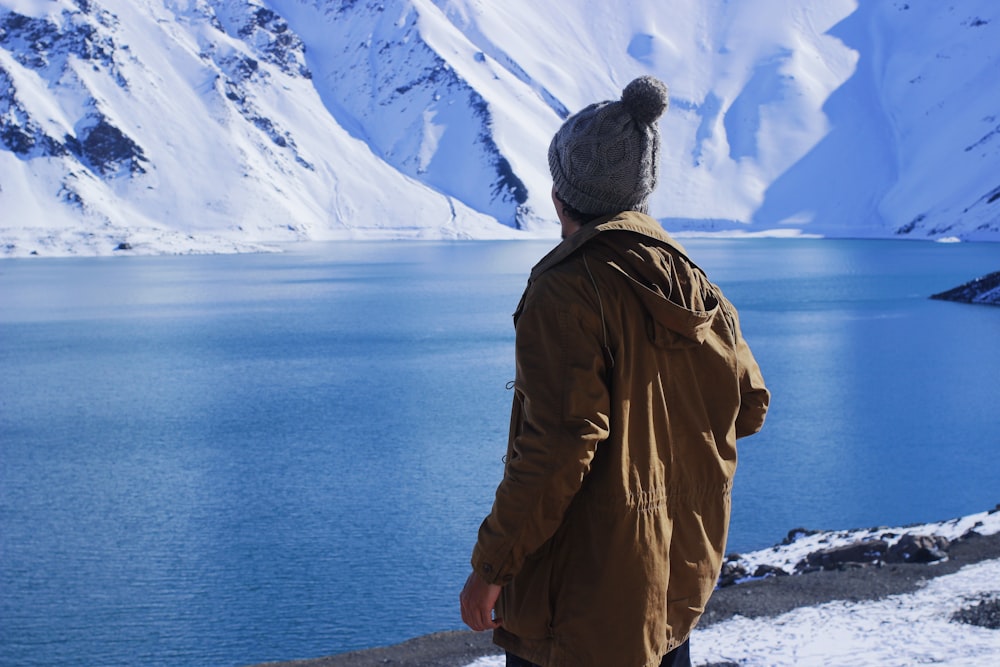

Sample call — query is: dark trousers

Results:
[506,637,691,667]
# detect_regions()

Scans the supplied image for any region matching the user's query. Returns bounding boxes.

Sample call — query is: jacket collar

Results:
[529,211,687,282]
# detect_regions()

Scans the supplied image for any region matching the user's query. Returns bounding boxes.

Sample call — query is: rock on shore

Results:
[931,271,1000,305]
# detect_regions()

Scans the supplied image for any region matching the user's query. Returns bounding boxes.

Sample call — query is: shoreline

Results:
[252,511,1000,667]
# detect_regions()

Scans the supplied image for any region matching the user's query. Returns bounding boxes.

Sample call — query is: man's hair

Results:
[555,190,603,226]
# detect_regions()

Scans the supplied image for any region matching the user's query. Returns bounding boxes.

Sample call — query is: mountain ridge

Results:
[1,0,998,257]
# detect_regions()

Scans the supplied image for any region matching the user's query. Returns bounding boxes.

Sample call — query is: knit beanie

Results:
[548,76,669,216]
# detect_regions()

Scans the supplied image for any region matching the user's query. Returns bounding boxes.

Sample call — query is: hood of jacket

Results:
[526,211,725,347]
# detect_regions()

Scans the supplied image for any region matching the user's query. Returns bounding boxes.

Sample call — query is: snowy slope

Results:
[0,0,518,256]
[1,0,998,257]
[265,0,557,230]
[754,0,1000,239]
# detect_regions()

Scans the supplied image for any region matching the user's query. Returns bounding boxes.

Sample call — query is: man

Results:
[460,76,770,667]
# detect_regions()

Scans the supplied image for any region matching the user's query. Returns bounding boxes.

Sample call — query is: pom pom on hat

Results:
[548,76,670,217]
[621,76,670,125]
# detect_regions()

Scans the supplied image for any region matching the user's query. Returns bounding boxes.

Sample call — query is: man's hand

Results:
[460,571,502,632]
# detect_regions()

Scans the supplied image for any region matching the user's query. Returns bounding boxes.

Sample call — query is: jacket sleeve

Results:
[733,311,769,439]
[471,270,611,585]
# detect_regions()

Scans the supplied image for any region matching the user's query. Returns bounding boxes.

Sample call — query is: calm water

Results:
[1,238,998,667]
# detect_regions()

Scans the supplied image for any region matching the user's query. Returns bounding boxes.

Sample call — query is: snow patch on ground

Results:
[694,559,1000,666]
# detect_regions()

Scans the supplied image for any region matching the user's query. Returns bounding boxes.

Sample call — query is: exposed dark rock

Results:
[717,560,749,588]
[0,7,127,87]
[0,68,70,158]
[236,6,311,79]
[951,596,1000,629]
[797,539,889,572]
[782,527,822,545]
[470,94,529,214]
[70,116,148,176]
[753,564,790,578]
[930,271,1000,306]
[886,534,950,564]
[58,181,84,207]
[207,50,311,167]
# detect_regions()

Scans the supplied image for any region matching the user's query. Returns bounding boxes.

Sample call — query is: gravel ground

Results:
[252,531,1000,667]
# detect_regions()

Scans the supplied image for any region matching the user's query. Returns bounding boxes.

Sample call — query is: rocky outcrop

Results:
[0,5,145,179]
[798,539,891,573]
[886,533,950,564]
[952,595,1000,629]
[717,530,989,587]
[931,271,1000,306]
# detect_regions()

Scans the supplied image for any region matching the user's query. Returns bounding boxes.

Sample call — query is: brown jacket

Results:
[471,212,769,667]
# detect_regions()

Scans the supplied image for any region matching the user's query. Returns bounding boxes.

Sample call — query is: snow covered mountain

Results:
[1,0,998,256]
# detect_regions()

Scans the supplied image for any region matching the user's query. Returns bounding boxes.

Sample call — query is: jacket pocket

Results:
[498,539,555,640]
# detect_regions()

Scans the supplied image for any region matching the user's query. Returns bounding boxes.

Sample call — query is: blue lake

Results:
[1,238,998,667]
